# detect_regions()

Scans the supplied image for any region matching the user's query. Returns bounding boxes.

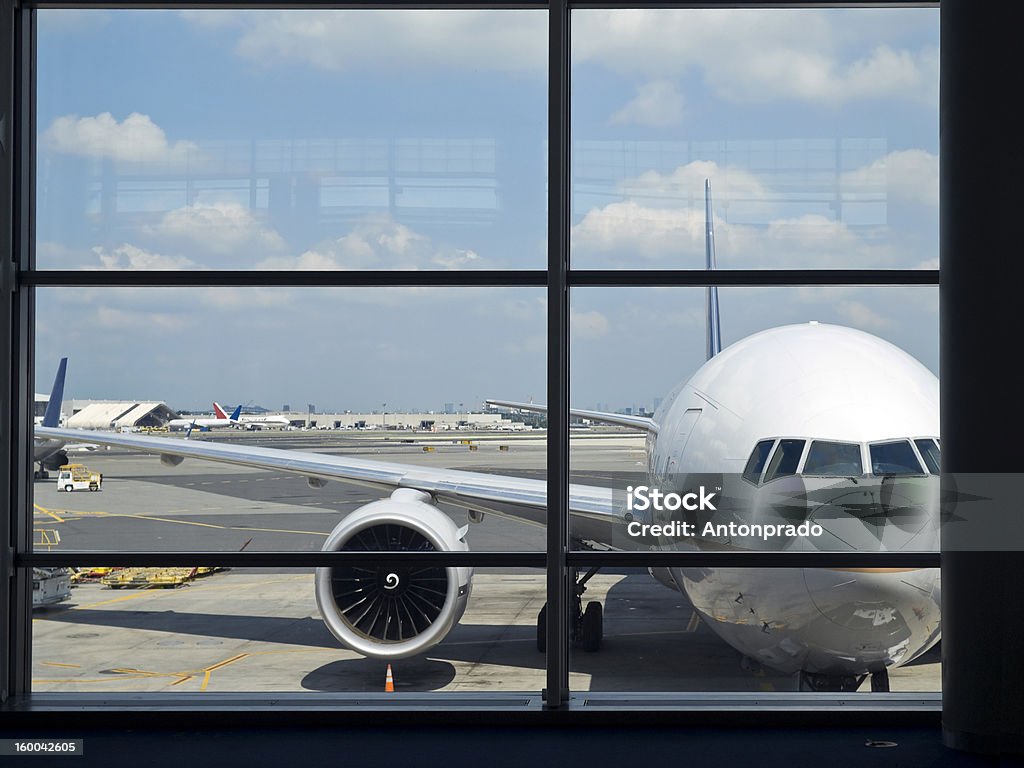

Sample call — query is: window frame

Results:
[0,0,942,716]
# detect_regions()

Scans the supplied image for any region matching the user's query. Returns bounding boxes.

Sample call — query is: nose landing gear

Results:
[797,668,890,692]
[536,567,603,653]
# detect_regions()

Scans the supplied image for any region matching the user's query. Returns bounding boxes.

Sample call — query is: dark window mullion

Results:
[546,0,570,711]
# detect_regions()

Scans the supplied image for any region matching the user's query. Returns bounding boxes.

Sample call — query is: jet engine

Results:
[42,450,69,471]
[314,488,473,660]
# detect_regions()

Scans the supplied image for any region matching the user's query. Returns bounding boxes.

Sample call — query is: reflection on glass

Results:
[37,9,546,269]
[571,8,939,269]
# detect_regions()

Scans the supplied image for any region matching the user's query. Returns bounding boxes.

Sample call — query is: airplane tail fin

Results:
[212,402,228,420]
[705,179,722,360]
[229,405,242,421]
[41,358,68,428]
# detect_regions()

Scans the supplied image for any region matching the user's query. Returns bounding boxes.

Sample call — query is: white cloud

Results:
[573,200,703,261]
[94,306,192,332]
[610,80,684,127]
[572,158,930,268]
[835,299,890,330]
[841,149,938,207]
[573,9,937,107]
[258,215,485,271]
[143,202,287,256]
[620,161,769,209]
[90,243,196,270]
[42,112,199,165]
[570,309,610,339]
[181,10,546,74]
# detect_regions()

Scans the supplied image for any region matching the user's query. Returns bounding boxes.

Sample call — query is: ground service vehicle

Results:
[56,464,102,492]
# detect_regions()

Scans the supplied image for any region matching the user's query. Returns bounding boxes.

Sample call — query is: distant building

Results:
[64,400,176,430]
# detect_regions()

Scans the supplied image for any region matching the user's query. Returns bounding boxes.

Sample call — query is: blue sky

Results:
[34,8,939,412]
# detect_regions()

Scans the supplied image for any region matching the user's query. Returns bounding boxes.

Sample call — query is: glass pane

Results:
[565,285,940,691]
[915,438,940,474]
[34,287,546,552]
[764,439,805,482]
[571,8,939,269]
[37,9,546,270]
[33,566,545,693]
[568,565,940,693]
[870,440,924,476]
[568,285,939,548]
[741,439,774,484]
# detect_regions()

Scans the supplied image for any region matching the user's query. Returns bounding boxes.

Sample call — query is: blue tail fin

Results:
[705,179,722,360]
[41,358,68,428]
[229,405,242,421]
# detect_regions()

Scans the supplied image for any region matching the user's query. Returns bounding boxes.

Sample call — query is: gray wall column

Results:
[941,0,1024,755]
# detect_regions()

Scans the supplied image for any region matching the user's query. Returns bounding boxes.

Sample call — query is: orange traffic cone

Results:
[385,664,395,692]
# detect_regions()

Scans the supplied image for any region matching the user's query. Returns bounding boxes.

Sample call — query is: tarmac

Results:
[30,429,941,695]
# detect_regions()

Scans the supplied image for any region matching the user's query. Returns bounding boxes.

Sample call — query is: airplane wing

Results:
[485,399,658,434]
[35,426,621,533]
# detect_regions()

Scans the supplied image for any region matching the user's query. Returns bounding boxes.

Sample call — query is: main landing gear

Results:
[536,567,603,653]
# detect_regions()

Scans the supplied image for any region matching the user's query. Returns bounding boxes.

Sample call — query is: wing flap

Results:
[485,399,658,434]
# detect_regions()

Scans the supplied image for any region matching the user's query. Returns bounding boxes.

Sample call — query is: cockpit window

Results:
[870,440,924,475]
[742,439,775,484]
[914,438,941,474]
[764,439,805,482]
[802,440,863,476]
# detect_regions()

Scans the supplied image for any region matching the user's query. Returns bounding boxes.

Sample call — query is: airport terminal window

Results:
[742,439,775,484]
[763,439,805,483]
[5,2,941,707]
[870,440,925,476]
[802,440,863,477]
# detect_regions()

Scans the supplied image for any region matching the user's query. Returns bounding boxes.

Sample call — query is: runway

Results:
[31,429,941,694]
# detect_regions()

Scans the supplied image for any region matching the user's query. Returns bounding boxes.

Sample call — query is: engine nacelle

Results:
[160,454,185,467]
[314,488,473,660]
[42,450,69,471]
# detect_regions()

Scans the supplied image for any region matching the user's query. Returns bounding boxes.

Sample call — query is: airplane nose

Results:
[802,567,941,672]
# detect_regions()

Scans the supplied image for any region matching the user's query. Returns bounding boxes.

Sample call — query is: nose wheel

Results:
[536,567,603,653]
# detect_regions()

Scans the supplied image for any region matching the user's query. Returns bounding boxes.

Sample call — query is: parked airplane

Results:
[33,357,69,479]
[38,181,940,692]
[218,404,291,430]
[166,403,242,431]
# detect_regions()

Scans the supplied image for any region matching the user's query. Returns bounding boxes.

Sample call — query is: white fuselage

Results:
[644,322,941,677]
[166,417,237,430]
[237,415,291,429]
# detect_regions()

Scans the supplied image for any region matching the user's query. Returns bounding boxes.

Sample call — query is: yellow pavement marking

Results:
[234,525,327,536]
[33,675,154,684]
[33,504,65,523]
[75,589,165,610]
[200,653,249,692]
[31,507,323,537]
[40,662,81,668]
